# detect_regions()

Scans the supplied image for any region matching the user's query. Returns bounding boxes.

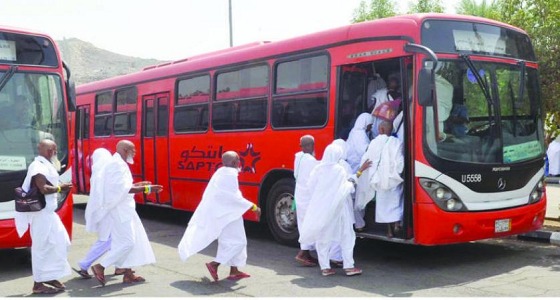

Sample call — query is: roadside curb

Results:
[517,230,560,245]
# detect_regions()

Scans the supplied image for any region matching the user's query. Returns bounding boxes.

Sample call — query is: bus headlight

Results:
[420,178,466,212]
[56,190,70,211]
[528,177,545,204]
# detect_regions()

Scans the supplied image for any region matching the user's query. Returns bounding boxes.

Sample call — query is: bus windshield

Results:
[0,70,68,174]
[425,60,544,164]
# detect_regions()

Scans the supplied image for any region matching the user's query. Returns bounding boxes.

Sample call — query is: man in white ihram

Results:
[74,148,133,278]
[15,139,73,294]
[356,121,404,237]
[90,140,162,286]
[293,135,320,267]
[178,151,261,282]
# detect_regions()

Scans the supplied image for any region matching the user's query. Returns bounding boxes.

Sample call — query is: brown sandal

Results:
[91,264,106,286]
[114,268,135,276]
[123,270,145,284]
[44,280,66,290]
[32,284,61,294]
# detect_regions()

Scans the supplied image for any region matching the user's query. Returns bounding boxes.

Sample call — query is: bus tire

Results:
[265,178,298,246]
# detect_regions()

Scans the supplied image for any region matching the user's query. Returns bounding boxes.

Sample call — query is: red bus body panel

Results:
[0,194,73,249]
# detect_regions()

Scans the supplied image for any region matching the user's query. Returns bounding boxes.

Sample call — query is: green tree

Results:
[351,0,397,23]
[456,0,501,19]
[497,0,560,116]
[408,0,444,13]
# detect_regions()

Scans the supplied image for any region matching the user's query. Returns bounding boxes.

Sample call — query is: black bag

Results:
[14,177,46,212]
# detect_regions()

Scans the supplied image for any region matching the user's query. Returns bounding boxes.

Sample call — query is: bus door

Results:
[142,93,171,204]
[75,105,91,194]
[335,56,414,241]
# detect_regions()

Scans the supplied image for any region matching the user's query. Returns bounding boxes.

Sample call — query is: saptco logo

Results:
[177,143,261,173]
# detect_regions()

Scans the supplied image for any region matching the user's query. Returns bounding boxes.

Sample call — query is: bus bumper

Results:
[0,219,31,249]
[0,194,73,249]
[414,196,546,245]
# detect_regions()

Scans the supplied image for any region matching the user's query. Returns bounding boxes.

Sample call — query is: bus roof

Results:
[0,24,52,38]
[77,13,528,94]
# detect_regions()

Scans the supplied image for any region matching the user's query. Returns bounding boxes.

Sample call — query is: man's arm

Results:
[34,173,72,195]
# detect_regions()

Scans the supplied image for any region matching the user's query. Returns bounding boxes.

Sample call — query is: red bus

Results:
[0,26,76,248]
[72,13,546,245]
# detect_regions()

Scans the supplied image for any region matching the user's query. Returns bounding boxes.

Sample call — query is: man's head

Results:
[300,135,315,155]
[388,74,400,91]
[378,121,393,136]
[38,139,57,161]
[222,151,240,169]
[116,140,136,164]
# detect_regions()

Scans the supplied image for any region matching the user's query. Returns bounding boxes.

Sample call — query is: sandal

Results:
[73,267,93,279]
[91,264,106,287]
[122,272,146,284]
[321,269,335,276]
[226,272,250,281]
[115,268,134,276]
[32,284,61,294]
[44,280,66,290]
[344,267,362,276]
[295,256,317,267]
[205,262,219,282]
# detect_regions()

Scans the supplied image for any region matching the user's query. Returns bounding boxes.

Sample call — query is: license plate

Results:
[495,219,511,233]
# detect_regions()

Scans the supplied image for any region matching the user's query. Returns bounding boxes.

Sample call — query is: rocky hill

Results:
[56,38,166,85]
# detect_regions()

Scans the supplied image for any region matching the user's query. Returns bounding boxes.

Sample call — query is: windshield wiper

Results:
[0,65,17,94]
[460,54,493,109]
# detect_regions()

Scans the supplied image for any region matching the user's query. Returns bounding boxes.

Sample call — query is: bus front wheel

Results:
[265,178,298,246]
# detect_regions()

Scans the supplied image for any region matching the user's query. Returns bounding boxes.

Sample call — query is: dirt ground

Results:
[544,218,560,232]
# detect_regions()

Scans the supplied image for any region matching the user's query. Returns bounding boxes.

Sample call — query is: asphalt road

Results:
[1,195,560,297]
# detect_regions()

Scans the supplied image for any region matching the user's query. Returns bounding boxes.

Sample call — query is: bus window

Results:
[272,55,328,129]
[114,87,137,136]
[94,91,113,136]
[174,75,209,132]
[213,65,268,131]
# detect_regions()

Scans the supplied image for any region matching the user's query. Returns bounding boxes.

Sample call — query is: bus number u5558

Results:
[462,174,482,183]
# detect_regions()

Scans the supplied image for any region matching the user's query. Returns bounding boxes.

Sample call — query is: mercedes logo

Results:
[497,178,506,190]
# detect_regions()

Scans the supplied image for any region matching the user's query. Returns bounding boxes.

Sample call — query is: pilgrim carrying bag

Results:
[14,177,46,212]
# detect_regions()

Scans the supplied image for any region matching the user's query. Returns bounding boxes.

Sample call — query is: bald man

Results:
[293,135,319,266]
[15,139,73,294]
[90,140,162,287]
[178,151,261,282]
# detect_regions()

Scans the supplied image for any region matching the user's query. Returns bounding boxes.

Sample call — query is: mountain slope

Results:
[56,38,165,85]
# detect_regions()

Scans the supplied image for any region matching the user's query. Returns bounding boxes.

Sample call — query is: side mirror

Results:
[66,80,76,112]
[62,61,76,112]
[404,43,438,107]
[418,68,434,106]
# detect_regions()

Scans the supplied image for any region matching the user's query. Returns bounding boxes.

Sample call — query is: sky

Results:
[1,0,461,61]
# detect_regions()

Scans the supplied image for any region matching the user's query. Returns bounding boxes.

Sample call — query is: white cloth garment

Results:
[294,151,319,251]
[329,139,358,262]
[299,144,356,270]
[178,166,253,267]
[85,148,113,240]
[99,153,155,269]
[425,75,454,152]
[356,134,404,223]
[79,148,114,270]
[548,137,560,175]
[346,113,373,173]
[367,74,387,110]
[14,156,71,282]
